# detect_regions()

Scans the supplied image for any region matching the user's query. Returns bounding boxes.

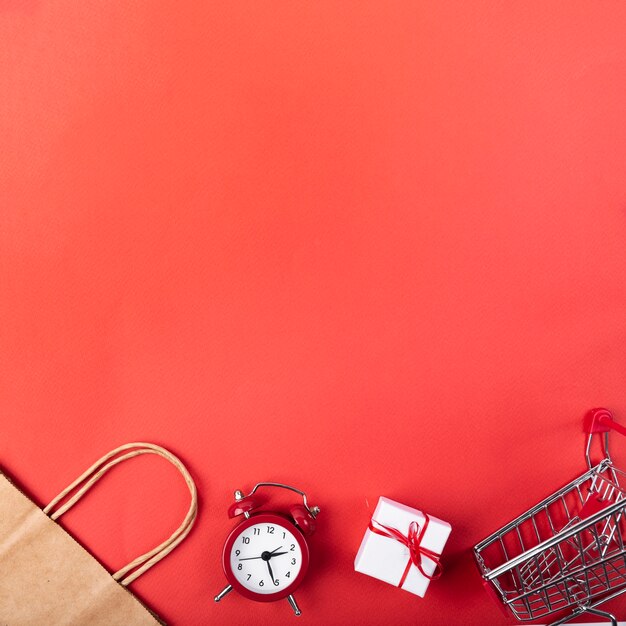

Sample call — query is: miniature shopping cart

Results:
[475,408,626,626]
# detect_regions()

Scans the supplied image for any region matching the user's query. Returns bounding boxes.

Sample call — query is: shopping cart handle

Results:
[584,408,626,469]
[584,408,626,436]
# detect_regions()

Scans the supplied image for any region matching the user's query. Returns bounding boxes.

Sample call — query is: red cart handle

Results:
[584,408,626,469]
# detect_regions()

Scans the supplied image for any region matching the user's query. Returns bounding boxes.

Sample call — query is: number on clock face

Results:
[229,522,302,594]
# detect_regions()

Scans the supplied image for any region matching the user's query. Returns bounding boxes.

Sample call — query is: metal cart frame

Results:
[474,408,626,626]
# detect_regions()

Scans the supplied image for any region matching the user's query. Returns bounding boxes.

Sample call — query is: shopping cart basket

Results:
[474,408,626,626]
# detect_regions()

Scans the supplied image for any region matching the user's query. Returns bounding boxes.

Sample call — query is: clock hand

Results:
[238,546,288,562]
[267,559,274,582]
[238,546,285,562]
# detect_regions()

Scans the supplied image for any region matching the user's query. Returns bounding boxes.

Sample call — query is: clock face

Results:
[223,513,309,601]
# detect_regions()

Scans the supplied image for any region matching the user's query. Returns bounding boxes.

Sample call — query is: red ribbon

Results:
[369,515,443,588]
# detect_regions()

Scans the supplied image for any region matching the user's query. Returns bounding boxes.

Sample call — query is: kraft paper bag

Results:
[0,442,197,625]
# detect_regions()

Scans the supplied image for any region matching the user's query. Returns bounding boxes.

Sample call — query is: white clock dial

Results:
[229,521,303,594]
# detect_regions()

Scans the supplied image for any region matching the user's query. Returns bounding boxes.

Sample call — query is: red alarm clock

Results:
[214,482,320,616]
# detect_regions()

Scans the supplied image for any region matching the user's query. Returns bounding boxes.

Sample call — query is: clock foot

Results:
[287,594,301,616]
[214,585,233,603]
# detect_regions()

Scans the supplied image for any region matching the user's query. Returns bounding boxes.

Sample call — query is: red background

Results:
[2,2,626,624]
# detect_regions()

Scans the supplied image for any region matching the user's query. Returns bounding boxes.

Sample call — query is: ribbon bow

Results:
[369,515,443,588]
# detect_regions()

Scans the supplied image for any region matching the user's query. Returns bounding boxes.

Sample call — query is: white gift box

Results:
[354,496,451,597]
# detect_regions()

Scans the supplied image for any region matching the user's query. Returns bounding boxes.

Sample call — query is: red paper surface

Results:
[2,2,626,625]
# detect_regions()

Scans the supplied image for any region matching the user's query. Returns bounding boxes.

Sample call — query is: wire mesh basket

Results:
[474,408,626,626]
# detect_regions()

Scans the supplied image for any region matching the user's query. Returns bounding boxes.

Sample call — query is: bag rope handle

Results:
[43,443,198,586]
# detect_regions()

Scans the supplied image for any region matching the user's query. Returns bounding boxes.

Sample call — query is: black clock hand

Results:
[239,546,285,562]
[266,559,274,582]
[239,545,288,562]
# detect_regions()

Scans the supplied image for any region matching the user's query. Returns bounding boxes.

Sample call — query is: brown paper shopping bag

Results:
[0,442,197,625]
